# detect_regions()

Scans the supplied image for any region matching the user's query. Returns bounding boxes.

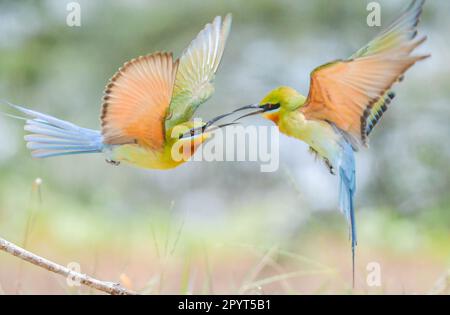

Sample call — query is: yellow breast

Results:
[108,134,208,170]
[278,111,341,164]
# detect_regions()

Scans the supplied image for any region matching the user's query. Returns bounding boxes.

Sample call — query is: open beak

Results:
[231,103,280,122]
[199,104,263,133]
[201,103,266,127]
[232,105,265,121]
[179,122,239,139]
[199,103,264,128]
[179,114,240,139]
[231,104,261,112]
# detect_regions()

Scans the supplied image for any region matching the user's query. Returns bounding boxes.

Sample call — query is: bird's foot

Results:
[324,159,335,175]
[106,159,120,166]
[310,147,335,174]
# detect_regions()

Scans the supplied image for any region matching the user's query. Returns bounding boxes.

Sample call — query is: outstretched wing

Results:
[301,0,428,146]
[165,14,232,131]
[101,52,178,149]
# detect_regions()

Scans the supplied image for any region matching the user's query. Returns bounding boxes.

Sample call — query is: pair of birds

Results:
[4,0,428,286]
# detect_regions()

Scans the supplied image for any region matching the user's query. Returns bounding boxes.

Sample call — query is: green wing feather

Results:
[353,0,426,136]
[165,14,232,131]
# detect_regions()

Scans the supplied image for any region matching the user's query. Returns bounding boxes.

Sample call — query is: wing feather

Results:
[101,52,178,149]
[165,14,232,130]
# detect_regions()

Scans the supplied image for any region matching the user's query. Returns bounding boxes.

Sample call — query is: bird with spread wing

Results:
[221,0,429,285]
[3,14,232,169]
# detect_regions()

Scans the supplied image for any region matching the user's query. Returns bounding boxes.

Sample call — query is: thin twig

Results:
[0,236,137,295]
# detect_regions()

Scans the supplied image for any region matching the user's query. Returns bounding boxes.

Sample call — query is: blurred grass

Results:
[0,177,448,294]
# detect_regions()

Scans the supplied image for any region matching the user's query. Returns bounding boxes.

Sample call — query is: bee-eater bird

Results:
[3,14,232,169]
[227,0,429,285]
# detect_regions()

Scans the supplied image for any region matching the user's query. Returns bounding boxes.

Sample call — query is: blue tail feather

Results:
[32,150,102,159]
[3,102,104,158]
[338,138,357,288]
[24,123,91,141]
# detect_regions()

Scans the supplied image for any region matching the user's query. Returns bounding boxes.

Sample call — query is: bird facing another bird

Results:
[2,0,429,288]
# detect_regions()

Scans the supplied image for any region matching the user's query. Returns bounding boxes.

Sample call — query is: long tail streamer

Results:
[338,138,357,288]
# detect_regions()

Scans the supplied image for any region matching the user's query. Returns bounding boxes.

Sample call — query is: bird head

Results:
[231,86,306,124]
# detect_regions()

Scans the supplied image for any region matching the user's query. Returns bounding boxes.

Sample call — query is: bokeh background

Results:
[0,0,449,294]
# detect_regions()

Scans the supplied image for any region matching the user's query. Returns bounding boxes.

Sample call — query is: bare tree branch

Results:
[0,236,137,295]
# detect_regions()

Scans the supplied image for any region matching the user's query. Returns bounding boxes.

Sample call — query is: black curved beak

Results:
[179,117,240,139]
[203,103,265,129]
[231,104,261,112]
[179,122,239,139]
[178,103,279,139]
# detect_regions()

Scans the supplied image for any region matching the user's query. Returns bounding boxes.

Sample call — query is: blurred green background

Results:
[0,0,449,294]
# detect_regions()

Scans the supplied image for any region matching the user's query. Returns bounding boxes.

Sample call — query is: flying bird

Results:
[3,14,232,169]
[218,0,429,285]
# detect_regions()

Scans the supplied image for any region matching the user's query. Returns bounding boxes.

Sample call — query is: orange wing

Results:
[301,0,428,146]
[302,45,426,145]
[101,52,179,149]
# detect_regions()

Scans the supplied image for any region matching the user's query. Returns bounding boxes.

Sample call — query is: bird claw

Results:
[310,146,335,174]
[106,159,120,166]
[309,147,319,161]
